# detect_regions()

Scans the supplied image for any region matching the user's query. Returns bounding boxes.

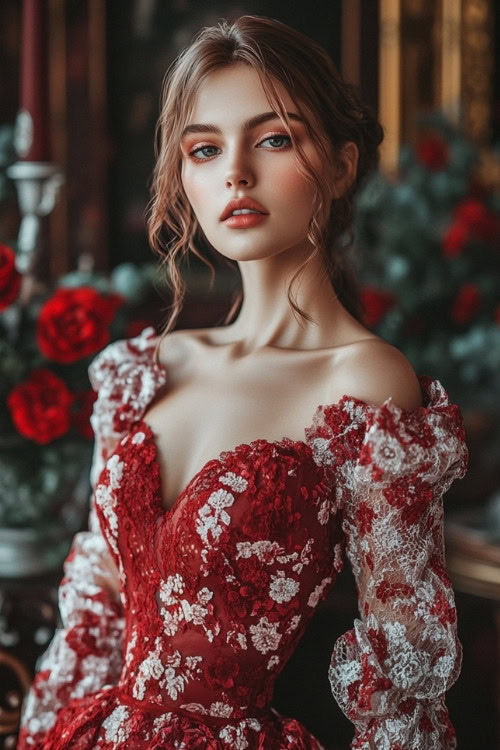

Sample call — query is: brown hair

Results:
[147,15,384,362]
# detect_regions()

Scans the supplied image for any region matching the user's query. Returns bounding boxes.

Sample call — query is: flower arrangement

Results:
[0,247,159,530]
[354,112,500,410]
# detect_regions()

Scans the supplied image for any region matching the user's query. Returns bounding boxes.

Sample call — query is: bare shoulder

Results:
[330,337,423,410]
[155,327,201,358]
[154,326,219,380]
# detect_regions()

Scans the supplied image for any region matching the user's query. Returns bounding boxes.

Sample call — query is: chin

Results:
[215,244,288,262]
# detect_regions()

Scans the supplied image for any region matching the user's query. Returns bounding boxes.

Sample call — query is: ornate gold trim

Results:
[441,0,462,126]
[378,0,401,174]
[461,0,494,144]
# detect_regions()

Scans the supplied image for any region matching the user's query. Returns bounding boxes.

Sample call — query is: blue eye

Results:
[189,145,220,160]
[258,134,292,149]
[187,133,292,162]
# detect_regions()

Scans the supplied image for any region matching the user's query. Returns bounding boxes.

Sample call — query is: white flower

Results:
[210,701,234,717]
[235,540,283,564]
[249,617,281,654]
[329,658,362,688]
[133,644,164,700]
[163,666,185,700]
[219,472,248,492]
[267,655,280,670]
[159,574,184,604]
[219,725,249,749]
[434,653,454,681]
[208,488,235,511]
[269,571,299,603]
[131,431,146,444]
[161,609,180,637]
[310,437,334,466]
[106,454,124,488]
[388,645,431,689]
[383,620,407,644]
[102,704,130,744]
[152,712,173,732]
[371,434,405,470]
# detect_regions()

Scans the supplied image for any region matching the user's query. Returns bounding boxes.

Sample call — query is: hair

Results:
[147,15,384,363]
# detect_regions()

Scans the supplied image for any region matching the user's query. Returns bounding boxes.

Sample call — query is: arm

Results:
[326,365,467,749]
[17,503,124,748]
[17,382,125,749]
[330,480,462,749]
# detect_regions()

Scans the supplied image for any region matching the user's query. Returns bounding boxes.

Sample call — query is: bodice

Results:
[94,416,345,720]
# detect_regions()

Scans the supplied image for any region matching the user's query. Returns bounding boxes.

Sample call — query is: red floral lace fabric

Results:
[18,327,468,750]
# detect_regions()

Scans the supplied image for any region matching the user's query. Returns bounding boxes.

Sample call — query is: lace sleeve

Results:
[16,342,133,749]
[327,379,468,749]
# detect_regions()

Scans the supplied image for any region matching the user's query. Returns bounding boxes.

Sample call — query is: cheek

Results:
[181,164,209,215]
[275,164,315,218]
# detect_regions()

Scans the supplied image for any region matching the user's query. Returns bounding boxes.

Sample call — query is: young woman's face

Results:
[180,63,331,263]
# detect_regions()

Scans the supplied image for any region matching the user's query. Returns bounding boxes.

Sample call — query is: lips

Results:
[220,197,268,221]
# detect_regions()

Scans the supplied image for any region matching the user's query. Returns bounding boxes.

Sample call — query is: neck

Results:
[221,243,354,353]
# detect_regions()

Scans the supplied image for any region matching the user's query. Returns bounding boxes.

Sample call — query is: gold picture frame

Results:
[377,0,498,186]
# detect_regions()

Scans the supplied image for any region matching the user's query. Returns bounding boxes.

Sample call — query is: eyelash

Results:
[187,133,293,162]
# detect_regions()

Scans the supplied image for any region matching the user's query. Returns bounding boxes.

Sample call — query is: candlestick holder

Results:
[6,160,64,274]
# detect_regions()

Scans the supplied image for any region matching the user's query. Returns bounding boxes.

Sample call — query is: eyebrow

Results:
[181,111,305,139]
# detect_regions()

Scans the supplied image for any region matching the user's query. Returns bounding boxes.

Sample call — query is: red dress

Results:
[18,327,468,749]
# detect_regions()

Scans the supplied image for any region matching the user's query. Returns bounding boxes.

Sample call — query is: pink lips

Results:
[224,213,268,229]
[220,196,268,221]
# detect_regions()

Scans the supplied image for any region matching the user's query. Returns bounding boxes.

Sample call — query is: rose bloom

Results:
[442,221,470,258]
[454,198,500,243]
[37,287,124,363]
[360,286,397,328]
[415,133,449,171]
[451,283,481,325]
[0,243,22,311]
[7,368,74,444]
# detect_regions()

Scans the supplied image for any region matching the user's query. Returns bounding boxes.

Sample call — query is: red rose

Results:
[37,287,124,363]
[451,283,481,325]
[454,198,500,244]
[442,221,469,258]
[0,243,22,311]
[360,286,397,328]
[415,134,449,171]
[7,368,74,444]
[71,388,98,439]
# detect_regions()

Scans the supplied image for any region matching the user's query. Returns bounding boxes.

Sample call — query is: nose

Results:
[226,174,249,187]
[225,147,255,188]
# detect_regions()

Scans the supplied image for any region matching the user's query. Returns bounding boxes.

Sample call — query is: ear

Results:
[331,141,359,199]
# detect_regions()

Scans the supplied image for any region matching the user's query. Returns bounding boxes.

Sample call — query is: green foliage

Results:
[354,112,500,409]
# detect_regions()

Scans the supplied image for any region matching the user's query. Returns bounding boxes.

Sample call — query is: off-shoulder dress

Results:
[18,326,468,749]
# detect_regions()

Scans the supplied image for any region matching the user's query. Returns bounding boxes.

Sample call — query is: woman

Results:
[18,15,468,750]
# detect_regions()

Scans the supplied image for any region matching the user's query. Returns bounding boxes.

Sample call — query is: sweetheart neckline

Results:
[128,383,434,519]
[132,416,318,519]
[118,336,435,518]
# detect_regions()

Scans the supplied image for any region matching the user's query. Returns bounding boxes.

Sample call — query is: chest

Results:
[141,344,335,511]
